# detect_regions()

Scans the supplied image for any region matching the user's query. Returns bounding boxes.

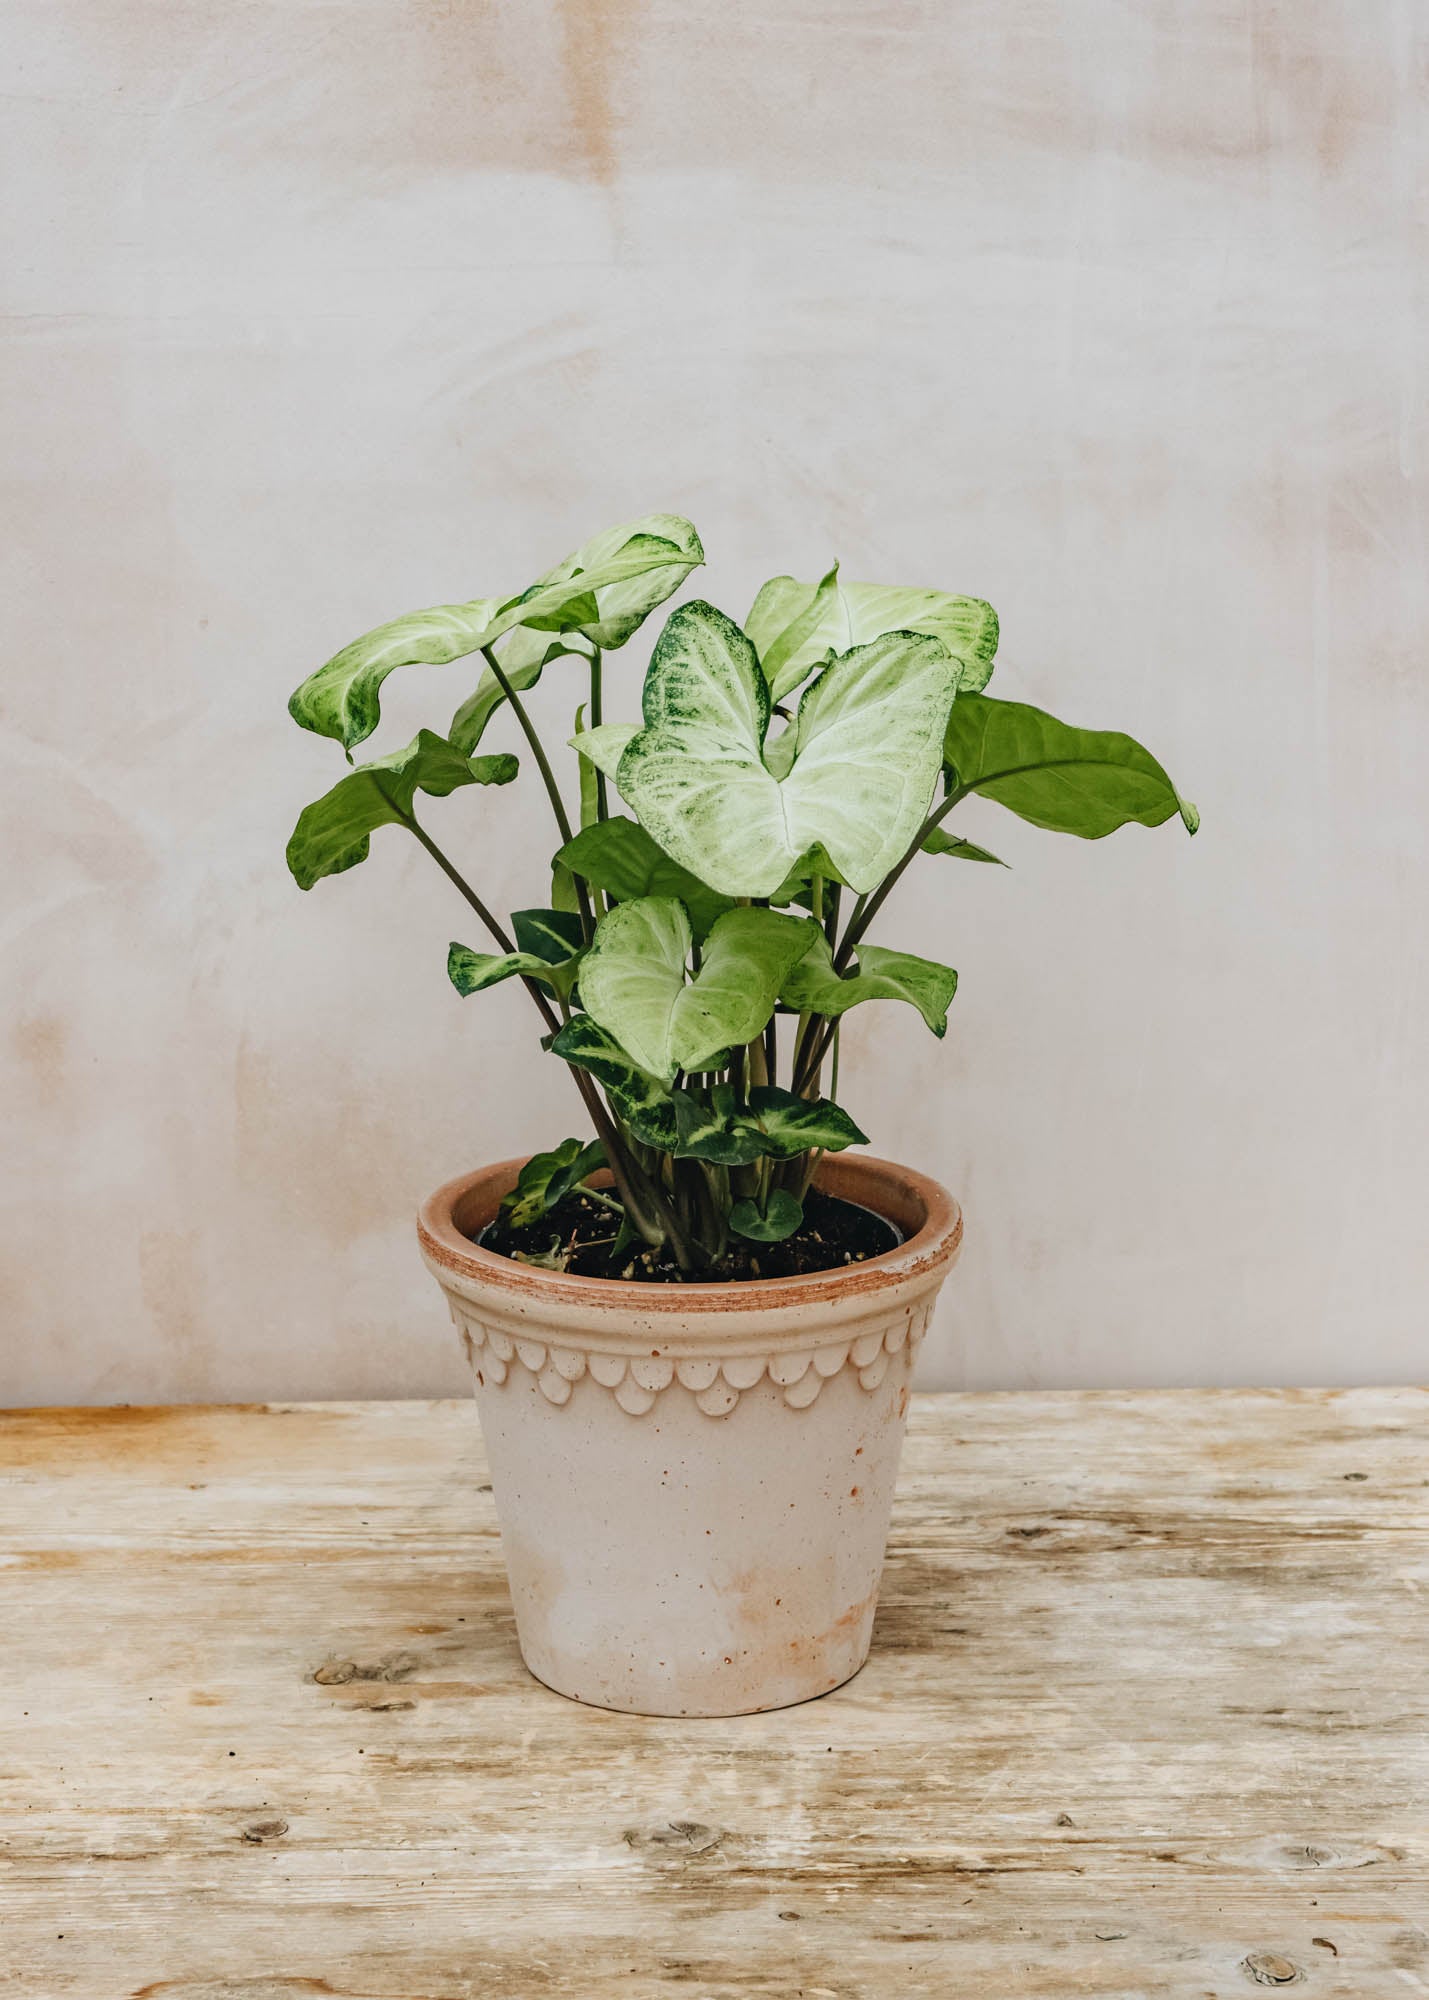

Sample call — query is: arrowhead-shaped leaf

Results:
[285,731,517,890]
[290,514,703,753]
[669,1083,868,1164]
[554,816,734,940]
[781,930,958,1035]
[729,1190,805,1242]
[501,1137,608,1227]
[944,694,1199,839]
[746,570,1000,701]
[611,601,959,898]
[577,897,816,1082]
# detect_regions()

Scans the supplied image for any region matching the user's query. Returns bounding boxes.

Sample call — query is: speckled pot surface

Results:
[418,1153,962,1716]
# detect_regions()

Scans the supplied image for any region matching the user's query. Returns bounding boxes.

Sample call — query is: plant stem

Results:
[480,642,595,942]
[589,647,608,823]
[834,785,967,970]
[480,645,575,846]
[793,786,971,1096]
[398,801,673,1250]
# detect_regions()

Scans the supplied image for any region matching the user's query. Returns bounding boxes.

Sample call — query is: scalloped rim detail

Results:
[451,1302,932,1417]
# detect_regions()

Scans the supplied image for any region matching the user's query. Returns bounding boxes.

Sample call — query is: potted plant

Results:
[286,514,1196,1716]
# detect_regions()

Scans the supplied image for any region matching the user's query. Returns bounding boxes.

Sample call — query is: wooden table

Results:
[1,1392,1425,1997]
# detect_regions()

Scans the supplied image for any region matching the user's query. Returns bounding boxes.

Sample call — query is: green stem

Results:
[589,648,609,823]
[480,645,575,846]
[399,801,668,1247]
[833,785,967,971]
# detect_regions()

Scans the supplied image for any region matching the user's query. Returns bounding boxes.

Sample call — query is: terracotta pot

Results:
[417,1152,962,1716]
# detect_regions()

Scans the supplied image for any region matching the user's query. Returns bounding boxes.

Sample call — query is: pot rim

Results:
[417,1151,961,1319]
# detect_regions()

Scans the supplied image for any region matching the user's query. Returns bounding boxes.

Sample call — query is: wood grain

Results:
[1,1391,1426,1997]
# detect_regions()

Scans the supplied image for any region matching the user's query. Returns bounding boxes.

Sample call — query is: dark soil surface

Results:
[475,1186,901,1283]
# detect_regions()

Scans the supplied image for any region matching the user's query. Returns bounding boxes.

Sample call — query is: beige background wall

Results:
[4,1,1425,1405]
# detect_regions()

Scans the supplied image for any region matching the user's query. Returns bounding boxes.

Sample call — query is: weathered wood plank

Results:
[1,1390,1426,1997]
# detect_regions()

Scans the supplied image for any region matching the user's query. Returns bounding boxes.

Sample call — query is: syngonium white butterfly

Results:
[574,600,960,899]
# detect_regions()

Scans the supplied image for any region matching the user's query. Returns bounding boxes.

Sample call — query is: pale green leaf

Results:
[449,627,591,756]
[290,514,702,753]
[745,561,841,700]
[944,694,1199,839]
[614,602,959,898]
[745,571,1000,701]
[577,897,816,1082]
[781,930,958,1036]
[285,731,517,890]
[571,722,638,780]
[555,816,733,940]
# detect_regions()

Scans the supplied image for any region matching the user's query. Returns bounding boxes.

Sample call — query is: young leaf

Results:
[448,918,584,1001]
[547,1015,679,1149]
[671,1085,768,1166]
[944,694,1199,839]
[556,816,734,940]
[744,561,841,699]
[921,826,1007,866]
[669,1083,866,1164]
[501,1137,608,1228]
[781,931,959,1036]
[729,1190,804,1243]
[285,731,517,890]
[290,514,702,754]
[573,704,601,828]
[742,1086,869,1156]
[746,572,1000,702]
[612,601,959,898]
[578,898,817,1082]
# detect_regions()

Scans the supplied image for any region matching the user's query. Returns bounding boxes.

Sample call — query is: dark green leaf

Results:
[511,908,585,964]
[501,1137,608,1228]
[743,1086,869,1156]
[668,1083,867,1164]
[944,694,1199,839]
[548,1015,679,1150]
[729,1190,805,1243]
[286,731,517,890]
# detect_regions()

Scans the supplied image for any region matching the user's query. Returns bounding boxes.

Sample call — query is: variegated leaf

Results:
[290,514,702,753]
[285,731,517,890]
[746,570,1000,701]
[612,601,959,899]
[577,896,816,1082]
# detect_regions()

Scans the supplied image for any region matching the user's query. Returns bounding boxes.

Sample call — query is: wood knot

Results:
[624,1819,726,1857]
[312,1653,419,1687]
[239,1818,288,1843]
[1243,1952,1302,1985]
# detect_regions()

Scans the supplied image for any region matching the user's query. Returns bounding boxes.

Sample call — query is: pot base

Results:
[419,1153,962,1718]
